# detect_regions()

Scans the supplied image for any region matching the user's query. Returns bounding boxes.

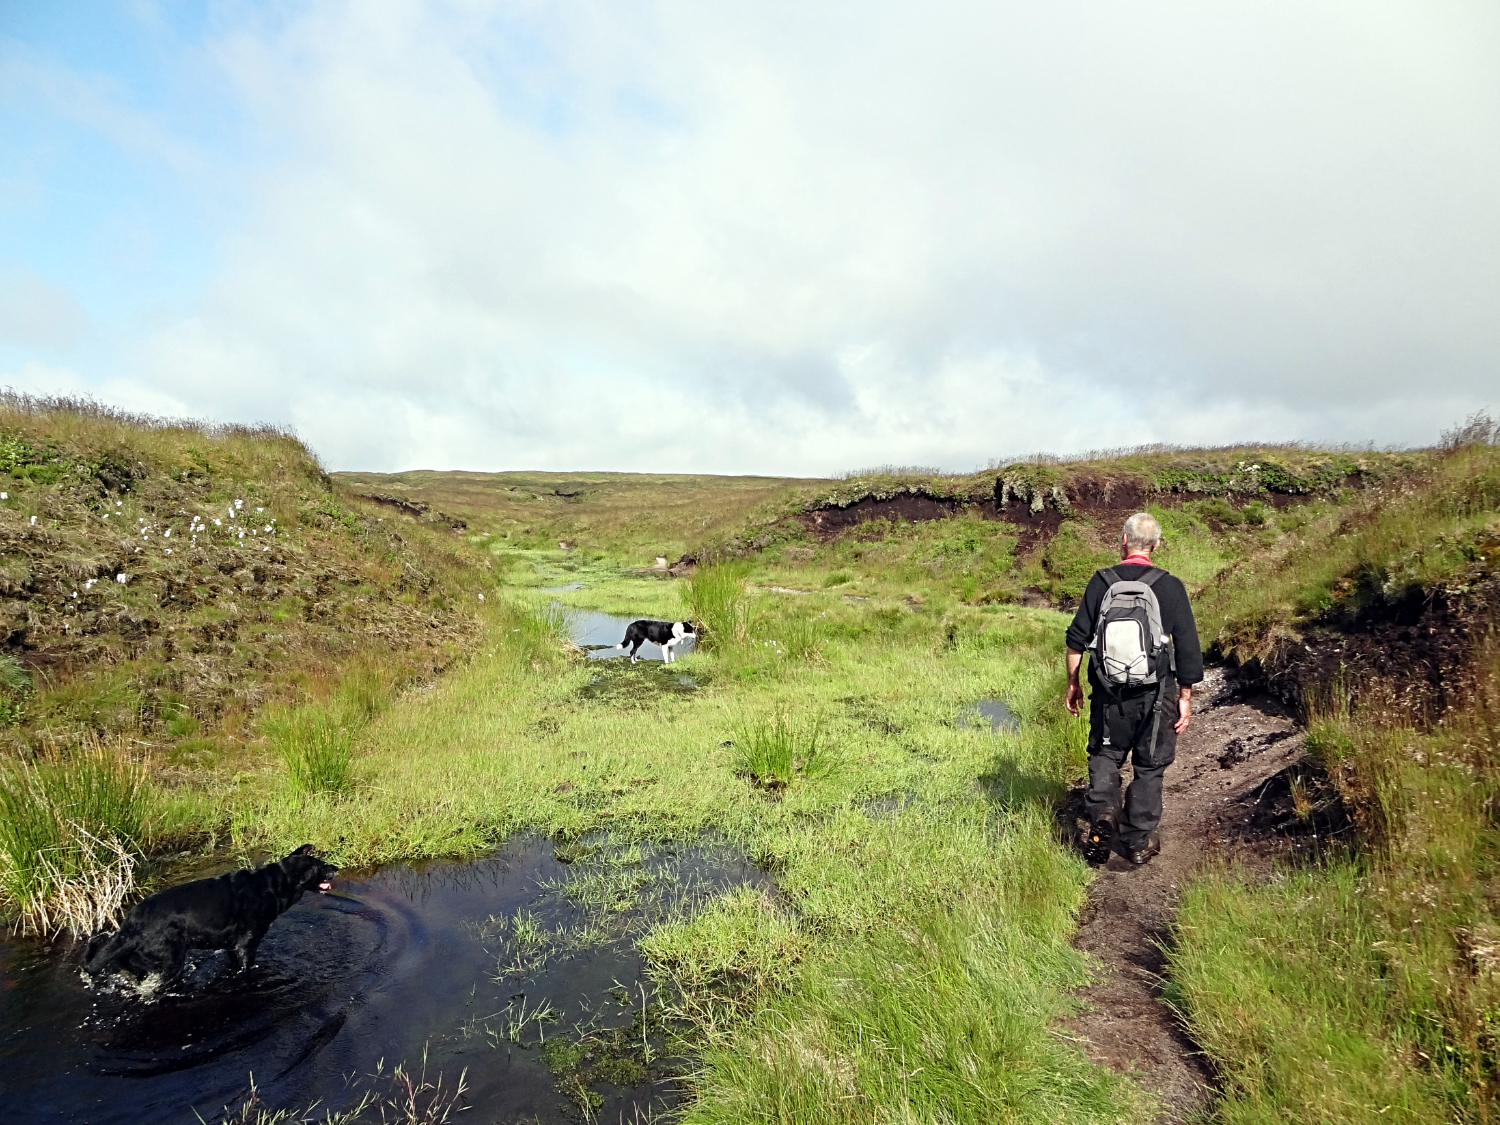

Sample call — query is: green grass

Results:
[265,707,354,796]
[331,467,825,560]
[1169,654,1500,1122]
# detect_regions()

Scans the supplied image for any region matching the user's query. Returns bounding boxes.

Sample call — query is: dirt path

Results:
[1060,670,1311,1122]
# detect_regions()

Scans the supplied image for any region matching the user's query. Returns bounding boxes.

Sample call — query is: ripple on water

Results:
[0,837,766,1125]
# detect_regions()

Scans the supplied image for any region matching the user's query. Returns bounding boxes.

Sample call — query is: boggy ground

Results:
[1061,670,1313,1121]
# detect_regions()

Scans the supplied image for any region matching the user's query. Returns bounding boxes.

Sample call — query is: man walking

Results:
[1064,512,1203,866]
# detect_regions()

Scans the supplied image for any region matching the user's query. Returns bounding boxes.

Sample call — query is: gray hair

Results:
[1122,512,1162,553]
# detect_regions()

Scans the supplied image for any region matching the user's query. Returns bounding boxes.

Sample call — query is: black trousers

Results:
[1083,676,1178,851]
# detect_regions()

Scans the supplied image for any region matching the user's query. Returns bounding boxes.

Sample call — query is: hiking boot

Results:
[1126,834,1161,866]
[1083,815,1115,865]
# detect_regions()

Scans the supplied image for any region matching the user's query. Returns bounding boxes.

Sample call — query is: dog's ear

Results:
[292,843,316,856]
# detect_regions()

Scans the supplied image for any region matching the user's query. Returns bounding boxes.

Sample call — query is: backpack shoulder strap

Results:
[1139,567,1166,587]
[1098,567,1121,587]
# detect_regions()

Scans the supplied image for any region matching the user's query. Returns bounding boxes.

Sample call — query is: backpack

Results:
[1087,567,1173,688]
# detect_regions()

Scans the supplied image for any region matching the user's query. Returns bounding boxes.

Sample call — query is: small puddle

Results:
[557,604,696,663]
[0,838,764,1124]
[958,698,1020,734]
[542,582,585,592]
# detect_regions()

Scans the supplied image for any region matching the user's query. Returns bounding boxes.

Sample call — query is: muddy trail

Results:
[1059,670,1332,1122]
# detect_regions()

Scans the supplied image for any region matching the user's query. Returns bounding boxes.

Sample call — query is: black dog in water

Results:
[83,844,337,990]
[619,619,696,664]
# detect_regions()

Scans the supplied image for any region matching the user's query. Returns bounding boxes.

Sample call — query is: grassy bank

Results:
[1168,425,1500,1123]
[0,394,486,930]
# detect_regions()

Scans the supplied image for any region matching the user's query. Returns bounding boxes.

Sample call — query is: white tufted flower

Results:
[116,573,128,584]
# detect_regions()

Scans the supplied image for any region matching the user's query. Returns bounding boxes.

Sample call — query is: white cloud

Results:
[33,1,1500,470]
[0,263,88,350]
[2,360,192,419]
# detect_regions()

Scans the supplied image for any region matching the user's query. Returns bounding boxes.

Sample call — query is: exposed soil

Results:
[1057,668,1337,1122]
[796,475,1318,552]
[1249,574,1500,725]
[798,492,1145,561]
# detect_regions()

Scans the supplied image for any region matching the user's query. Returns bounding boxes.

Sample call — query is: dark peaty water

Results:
[0,837,763,1124]
[959,699,1020,733]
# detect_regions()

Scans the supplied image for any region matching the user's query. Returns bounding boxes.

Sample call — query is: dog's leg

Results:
[233,931,262,974]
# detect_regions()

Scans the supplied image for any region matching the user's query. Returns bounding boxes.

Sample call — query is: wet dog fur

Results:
[82,844,337,989]
[620,619,696,664]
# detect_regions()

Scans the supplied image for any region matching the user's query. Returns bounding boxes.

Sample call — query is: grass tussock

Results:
[0,741,154,934]
[732,712,831,790]
[266,708,354,797]
[683,561,751,649]
[1169,649,1500,1122]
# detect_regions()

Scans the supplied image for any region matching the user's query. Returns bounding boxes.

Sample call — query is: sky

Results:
[2,1,1497,475]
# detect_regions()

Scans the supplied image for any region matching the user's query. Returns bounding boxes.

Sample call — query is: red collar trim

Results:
[1120,554,1153,566]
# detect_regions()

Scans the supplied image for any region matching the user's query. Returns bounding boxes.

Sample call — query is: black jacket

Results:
[1065,564,1204,687]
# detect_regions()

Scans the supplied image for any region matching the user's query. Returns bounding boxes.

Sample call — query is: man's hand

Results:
[1174,686,1192,733]
[1065,649,1084,715]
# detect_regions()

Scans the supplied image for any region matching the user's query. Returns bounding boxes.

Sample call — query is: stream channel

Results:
[0,837,766,1124]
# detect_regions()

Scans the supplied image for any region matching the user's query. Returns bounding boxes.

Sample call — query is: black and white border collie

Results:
[620,619,696,664]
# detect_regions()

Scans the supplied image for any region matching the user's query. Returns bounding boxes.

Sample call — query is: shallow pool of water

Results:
[558,605,696,662]
[0,838,762,1124]
[959,698,1020,733]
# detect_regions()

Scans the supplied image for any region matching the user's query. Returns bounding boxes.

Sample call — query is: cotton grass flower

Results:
[115,573,127,584]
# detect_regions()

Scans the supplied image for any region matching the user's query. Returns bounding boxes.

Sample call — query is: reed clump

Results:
[732,713,830,790]
[266,706,355,797]
[0,741,154,934]
[684,562,750,650]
